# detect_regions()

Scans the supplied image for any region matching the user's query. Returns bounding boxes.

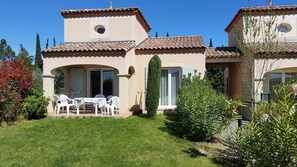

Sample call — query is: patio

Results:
[41,40,141,117]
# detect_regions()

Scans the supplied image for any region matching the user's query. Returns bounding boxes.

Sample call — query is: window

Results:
[88,69,114,97]
[285,73,297,83]
[159,68,180,108]
[269,73,282,92]
[278,23,291,33]
[94,25,105,34]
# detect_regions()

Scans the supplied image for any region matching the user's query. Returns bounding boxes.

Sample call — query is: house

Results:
[43,4,297,119]
[208,5,297,119]
[42,7,206,116]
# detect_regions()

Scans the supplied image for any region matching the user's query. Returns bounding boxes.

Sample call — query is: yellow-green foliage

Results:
[175,74,237,141]
[235,84,297,166]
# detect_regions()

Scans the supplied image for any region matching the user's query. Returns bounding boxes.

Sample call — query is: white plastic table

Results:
[74,97,106,115]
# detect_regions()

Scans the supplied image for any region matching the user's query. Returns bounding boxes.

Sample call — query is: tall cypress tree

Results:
[53,38,56,47]
[35,33,42,70]
[209,38,213,48]
[46,39,49,49]
[155,31,158,38]
[146,55,161,117]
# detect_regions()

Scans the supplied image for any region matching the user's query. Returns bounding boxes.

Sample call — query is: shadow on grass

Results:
[211,142,245,167]
[183,147,206,158]
[158,115,184,139]
[160,115,244,166]
[134,114,152,119]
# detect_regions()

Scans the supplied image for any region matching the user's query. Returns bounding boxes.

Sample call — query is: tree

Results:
[239,9,279,104]
[0,39,15,62]
[53,38,56,47]
[34,33,42,70]
[46,39,49,49]
[205,67,224,93]
[166,32,169,37]
[209,38,213,47]
[15,44,33,69]
[0,60,33,124]
[53,69,64,94]
[146,55,161,117]
[155,31,158,38]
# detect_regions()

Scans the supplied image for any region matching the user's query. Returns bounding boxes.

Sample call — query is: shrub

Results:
[20,68,49,120]
[235,84,297,166]
[20,95,49,119]
[175,74,237,141]
[0,60,33,125]
[146,55,161,117]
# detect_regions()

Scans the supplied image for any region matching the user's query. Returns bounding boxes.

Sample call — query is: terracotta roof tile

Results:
[61,7,139,15]
[42,41,135,53]
[240,5,297,12]
[136,36,205,50]
[251,42,297,55]
[61,7,151,32]
[206,47,241,58]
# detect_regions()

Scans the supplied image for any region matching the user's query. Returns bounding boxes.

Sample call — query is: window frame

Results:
[158,68,181,109]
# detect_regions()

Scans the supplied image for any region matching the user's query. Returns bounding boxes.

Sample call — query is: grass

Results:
[0,116,222,167]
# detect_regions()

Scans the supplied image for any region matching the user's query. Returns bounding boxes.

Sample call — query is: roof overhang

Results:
[135,48,206,55]
[225,5,297,33]
[61,7,151,33]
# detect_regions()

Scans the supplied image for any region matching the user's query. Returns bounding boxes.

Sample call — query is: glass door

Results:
[90,70,101,97]
[103,70,113,97]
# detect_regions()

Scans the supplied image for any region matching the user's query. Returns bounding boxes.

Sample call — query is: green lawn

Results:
[0,116,221,167]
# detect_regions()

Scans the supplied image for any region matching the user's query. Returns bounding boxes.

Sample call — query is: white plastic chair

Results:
[94,94,106,114]
[106,95,113,101]
[95,94,105,98]
[94,99,106,115]
[54,94,76,114]
[105,96,119,116]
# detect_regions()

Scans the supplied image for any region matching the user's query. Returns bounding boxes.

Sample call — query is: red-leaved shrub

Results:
[0,60,33,124]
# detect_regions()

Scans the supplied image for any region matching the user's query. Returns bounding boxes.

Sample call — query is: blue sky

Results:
[0,0,296,56]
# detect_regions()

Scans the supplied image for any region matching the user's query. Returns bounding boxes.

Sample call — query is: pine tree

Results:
[155,31,158,38]
[35,33,42,70]
[53,38,56,46]
[0,39,15,61]
[46,39,49,49]
[166,32,169,37]
[146,55,161,117]
[16,44,33,69]
[209,38,213,48]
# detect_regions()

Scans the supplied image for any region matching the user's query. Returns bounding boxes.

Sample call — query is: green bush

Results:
[20,95,49,120]
[175,74,237,141]
[235,84,297,166]
[146,55,161,117]
[19,68,49,120]
[0,95,20,125]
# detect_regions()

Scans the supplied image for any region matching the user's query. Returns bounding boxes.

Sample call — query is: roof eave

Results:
[61,7,151,33]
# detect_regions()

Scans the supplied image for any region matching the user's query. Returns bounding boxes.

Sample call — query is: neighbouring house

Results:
[219,5,297,119]
[42,4,297,119]
[42,7,206,116]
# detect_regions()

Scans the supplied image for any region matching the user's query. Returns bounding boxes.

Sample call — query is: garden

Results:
[0,40,296,166]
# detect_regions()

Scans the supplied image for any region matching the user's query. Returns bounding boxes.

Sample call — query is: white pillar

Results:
[43,75,55,114]
[118,74,130,116]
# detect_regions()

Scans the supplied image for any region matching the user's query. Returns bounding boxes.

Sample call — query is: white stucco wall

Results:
[64,16,148,43]
[254,57,297,101]
[135,52,206,112]
[228,14,297,47]
[242,14,297,44]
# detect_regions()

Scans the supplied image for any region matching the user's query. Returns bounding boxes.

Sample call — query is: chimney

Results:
[109,1,113,9]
